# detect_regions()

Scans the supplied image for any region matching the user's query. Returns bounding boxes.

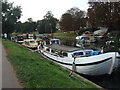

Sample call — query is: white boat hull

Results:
[42,50,120,76]
[63,58,112,75]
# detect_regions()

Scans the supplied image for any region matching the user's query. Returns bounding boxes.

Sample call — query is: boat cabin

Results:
[16,34,27,44]
[23,39,38,49]
[35,34,46,41]
[42,44,120,76]
[76,33,96,43]
[44,39,61,45]
[43,44,101,58]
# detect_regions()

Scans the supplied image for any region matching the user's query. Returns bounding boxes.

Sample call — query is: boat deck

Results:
[45,44,80,52]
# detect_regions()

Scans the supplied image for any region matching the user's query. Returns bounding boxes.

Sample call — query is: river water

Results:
[59,38,120,89]
[60,38,120,52]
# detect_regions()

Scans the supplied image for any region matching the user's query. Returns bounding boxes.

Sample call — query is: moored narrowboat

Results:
[41,44,120,75]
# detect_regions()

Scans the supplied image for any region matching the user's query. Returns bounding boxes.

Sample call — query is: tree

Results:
[28,18,33,23]
[15,21,22,33]
[37,11,58,34]
[26,18,37,32]
[2,1,22,34]
[18,18,37,33]
[37,20,46,34]
[59,7,86,32]
[67,7,86,30]
[59,13,73,31]
[88,1,120,31]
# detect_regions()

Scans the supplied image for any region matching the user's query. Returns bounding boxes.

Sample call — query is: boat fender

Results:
[69,57,76,76]
[72,57,76,72]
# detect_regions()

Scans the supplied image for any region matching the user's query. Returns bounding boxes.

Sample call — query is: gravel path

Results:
[2,42,22,88]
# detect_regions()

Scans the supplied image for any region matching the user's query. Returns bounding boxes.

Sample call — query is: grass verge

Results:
[3,40,98,88]
[54,31,77,38]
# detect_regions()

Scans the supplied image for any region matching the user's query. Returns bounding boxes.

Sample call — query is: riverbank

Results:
[54,31,120,43]
[54,31,77,38]
[3,40,98,88]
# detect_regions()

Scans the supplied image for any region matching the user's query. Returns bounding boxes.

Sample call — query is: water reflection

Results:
[60,38,76,47]
[60,38,120,52]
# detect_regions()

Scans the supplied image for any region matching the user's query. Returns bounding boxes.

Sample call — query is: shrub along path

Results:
[3,40,98,88]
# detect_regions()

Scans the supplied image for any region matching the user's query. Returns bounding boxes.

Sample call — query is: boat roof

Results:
[45,44,80,52]
[17,34,26,36]
[50,39,60,41]
[36,34,45,37]
[24,39,36,41]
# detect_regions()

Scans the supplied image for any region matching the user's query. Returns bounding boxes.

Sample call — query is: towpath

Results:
[1,41,22,88]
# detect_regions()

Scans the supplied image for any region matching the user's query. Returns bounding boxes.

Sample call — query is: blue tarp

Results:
[81,37,86,42]
[92,51,101,55]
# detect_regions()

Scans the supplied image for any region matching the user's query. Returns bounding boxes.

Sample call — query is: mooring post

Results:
[69,56,76,77]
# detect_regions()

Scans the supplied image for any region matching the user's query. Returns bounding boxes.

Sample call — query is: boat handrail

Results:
[44,48,68,58]
[44,49,58,57]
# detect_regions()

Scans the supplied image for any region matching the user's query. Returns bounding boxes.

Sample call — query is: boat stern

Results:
[116,53,120,68]
[109,52,120,74]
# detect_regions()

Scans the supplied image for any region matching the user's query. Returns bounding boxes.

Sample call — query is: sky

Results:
[8,0,89,22]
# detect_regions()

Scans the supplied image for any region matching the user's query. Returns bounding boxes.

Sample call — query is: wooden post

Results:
[69,57,76,76]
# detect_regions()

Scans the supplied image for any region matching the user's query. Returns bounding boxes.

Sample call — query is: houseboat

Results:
[16,34,27,44]
[76,31,96,43]
[41,44,120,75]
[22,39,38,49]
[44,39,61,45]
[76,35,96,43]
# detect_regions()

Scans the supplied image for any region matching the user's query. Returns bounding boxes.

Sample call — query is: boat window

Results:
[17,36,23,41]
[63,52,68,57]
[51,49,55,53]
[58,51,63,57]
[58,51,67,57]
[46,40,50,44]
[51,40,56,44]
[30,41,35,44]
[55,50,59,54]
[74,52,84,56]
[56,40,60,44]
[86,37,90,40]
[25,42,29,45]
[46,48,50,52]
[85,51,92,56]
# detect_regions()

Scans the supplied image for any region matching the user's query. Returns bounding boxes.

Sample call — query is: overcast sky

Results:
[8,0,89,22]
